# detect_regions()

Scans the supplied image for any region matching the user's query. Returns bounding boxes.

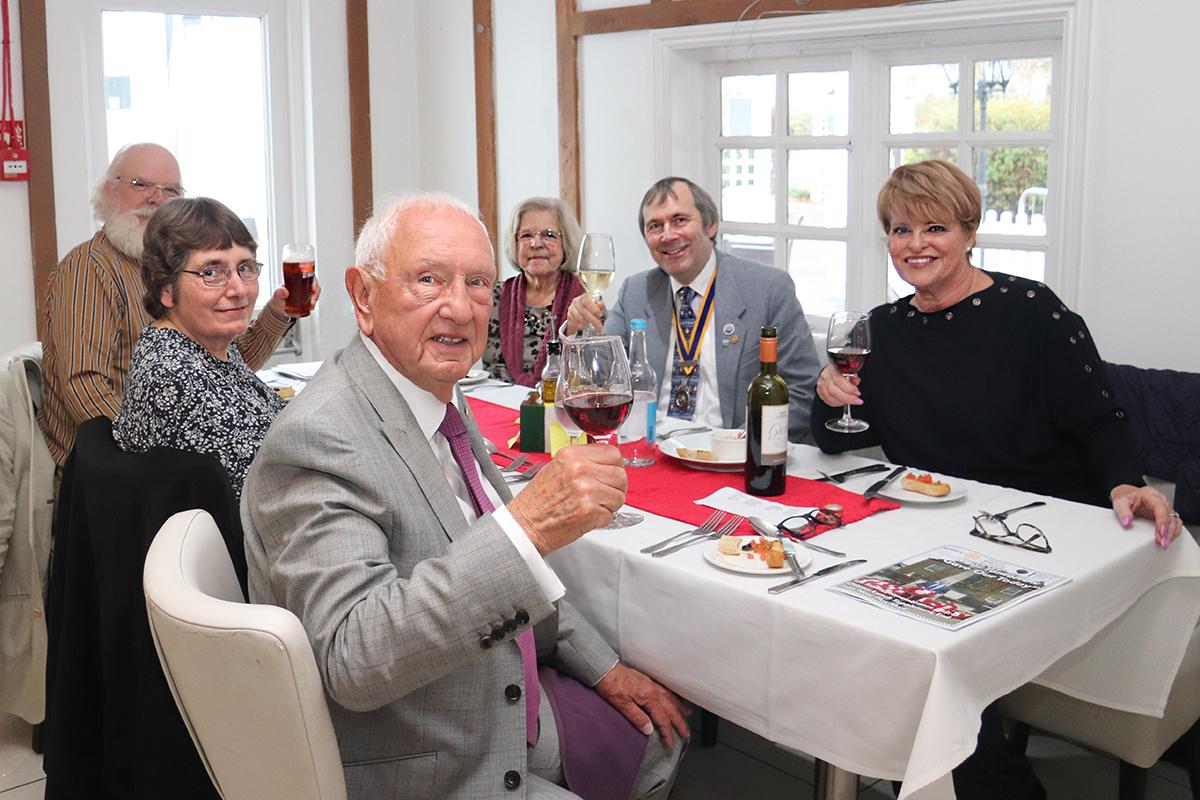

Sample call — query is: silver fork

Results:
[639,511,725,555]
[499,454,529,473]
[652,515,744,558]
[505,461,544,483]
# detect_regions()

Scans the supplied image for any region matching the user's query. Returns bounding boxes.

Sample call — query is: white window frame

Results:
[649,0,1092,323]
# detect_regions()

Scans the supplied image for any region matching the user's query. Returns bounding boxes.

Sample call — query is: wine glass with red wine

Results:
[561,334,644,528]
[825,311,871,434]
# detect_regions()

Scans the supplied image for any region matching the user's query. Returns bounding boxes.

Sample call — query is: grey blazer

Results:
[605,250,820,442]
[242,336,618,800]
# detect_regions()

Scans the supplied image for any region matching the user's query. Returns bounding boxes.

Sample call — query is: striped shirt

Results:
[38,229,291,465]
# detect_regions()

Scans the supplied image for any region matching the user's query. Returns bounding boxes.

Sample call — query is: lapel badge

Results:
[722,323,735,336]
[729,333,739,344]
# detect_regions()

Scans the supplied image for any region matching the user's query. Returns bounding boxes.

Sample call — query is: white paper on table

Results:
[272,361,322,380]
[256,370,308,393]
[694,486,816,521]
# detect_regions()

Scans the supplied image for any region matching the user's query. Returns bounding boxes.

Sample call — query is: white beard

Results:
[104,209,153,260]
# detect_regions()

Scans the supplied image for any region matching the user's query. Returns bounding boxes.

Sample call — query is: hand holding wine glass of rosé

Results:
[576,234,615,336]
[825,311,871,434]
[560,334,644,528]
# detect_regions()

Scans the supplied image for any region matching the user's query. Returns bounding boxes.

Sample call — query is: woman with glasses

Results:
[481,197,585,385]
[113,197,285,497]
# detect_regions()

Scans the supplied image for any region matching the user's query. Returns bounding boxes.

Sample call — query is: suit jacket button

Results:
[505,684,522,702]
[480,636,494,650]
[503,618,517,632]
[490,626,505,641]
[514,610,530,625]
[504,770,521,789]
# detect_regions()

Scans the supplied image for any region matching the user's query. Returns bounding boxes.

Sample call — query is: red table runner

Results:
[465,396,899,536]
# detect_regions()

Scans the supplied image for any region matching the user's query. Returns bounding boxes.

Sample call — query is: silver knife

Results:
[815,464,891,483]
[862,466,906,500]
[768,558,868,595]
[749,516,846,559]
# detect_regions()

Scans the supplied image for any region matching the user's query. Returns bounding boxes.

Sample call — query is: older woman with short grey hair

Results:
[481,197,585,386]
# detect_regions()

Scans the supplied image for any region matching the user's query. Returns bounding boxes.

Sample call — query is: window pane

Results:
[722,74,775,136]
[787,149,847,227]
[890,63,958,134]
[787,71,849,136]
[889,147,957,170]
[976,249,1045,282]
[721,149,774,223]
[720,234,775,269]
[975,58,1051,132]
[102,11,275,299]
[788,239,846,317]
[971,146,1049,234]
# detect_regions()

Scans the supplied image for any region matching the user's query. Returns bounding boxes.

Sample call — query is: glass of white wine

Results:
[576,233,615,336]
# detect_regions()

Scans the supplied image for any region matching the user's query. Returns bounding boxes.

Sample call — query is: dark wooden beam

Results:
[571,0,917,35]
[472,0,498,245]
[18,0,56,338]
[346,0,373,238]
[555,0,580,220]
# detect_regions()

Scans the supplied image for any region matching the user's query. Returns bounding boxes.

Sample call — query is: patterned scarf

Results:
[499,271,584,387]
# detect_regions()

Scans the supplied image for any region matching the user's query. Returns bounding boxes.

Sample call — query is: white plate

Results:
[457,368,491,386]
[660,431,742,472]
[701,539,812,575]
[878,475,967,505]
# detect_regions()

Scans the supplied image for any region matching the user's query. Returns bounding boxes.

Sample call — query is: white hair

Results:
[89,145,135,223]
[354,192,494,279]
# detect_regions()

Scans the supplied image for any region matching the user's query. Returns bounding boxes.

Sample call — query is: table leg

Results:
[813,759,859,800]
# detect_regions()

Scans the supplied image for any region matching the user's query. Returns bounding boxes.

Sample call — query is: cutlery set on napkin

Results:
[643,462,912,594]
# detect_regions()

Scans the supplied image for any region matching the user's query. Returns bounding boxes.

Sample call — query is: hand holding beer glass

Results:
[282,243,317,317]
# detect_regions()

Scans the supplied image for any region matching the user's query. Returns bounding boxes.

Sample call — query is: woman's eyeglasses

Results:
[969,514,1052,553]
[181,260,263,288]
[113,175,185,199]
[517,229,561,245]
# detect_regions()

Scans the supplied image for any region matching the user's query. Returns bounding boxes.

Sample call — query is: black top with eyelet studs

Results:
[812,271,1143,507]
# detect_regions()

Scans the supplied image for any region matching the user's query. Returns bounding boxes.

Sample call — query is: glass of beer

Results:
[281,243,316,317]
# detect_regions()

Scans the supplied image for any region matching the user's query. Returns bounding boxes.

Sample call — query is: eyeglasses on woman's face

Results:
[180,259,263,288]
[517,229,562,245]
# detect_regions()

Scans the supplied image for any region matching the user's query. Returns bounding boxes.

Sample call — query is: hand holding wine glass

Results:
[576,233,615,335]
[560,335,643,528]
[825,311,871,433]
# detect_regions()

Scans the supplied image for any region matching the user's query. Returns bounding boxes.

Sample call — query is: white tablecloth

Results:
[544,446,1200,799]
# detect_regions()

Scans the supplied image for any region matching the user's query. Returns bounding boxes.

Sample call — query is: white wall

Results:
[0,1,38,355]
[1075,0,1200,371]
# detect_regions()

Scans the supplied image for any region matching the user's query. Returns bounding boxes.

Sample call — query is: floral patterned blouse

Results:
[481,278,557,382]
[113,326,285,498]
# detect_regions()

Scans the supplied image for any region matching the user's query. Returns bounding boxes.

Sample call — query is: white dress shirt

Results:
[360,333,565,602]
[658,250,723,434]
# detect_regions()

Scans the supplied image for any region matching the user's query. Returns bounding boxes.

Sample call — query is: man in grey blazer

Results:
[242,194,687,799]
[567,177,820,442]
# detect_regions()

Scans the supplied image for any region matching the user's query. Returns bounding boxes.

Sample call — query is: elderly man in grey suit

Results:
[567,177,819,442]
[242,194,688,799]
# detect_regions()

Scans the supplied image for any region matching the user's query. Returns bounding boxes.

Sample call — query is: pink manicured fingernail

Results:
[640,723,653,736]
[852,398,864,405]
[1158,524,1167,537]
[1122,516,1132,526]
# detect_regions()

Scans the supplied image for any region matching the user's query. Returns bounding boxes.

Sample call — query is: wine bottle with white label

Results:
[745,325,788,496]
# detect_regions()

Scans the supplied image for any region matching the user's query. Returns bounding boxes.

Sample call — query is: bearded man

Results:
[39,143,310,466]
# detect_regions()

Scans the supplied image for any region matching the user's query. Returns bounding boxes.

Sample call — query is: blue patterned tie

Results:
[668,285,699,420]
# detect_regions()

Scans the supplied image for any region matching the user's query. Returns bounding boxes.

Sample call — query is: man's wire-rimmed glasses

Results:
[181,260,263,288]
[113,175,186,199]
[969,514,1052,553]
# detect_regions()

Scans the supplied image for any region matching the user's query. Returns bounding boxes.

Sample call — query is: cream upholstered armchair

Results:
[143,509,347,800]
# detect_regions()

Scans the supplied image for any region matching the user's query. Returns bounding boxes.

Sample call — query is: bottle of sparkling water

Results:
[620,319,657,466]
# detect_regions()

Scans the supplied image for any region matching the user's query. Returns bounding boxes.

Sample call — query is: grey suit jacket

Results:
[605,250,820,442]
[242,335,618,800]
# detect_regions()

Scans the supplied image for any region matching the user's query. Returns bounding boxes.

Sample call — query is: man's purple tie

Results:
[439,403,540,746]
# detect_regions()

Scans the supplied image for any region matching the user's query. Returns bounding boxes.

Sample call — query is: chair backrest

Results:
[143,509,347,800]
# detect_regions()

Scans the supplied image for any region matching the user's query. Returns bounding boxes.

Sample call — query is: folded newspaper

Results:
[832,544,1070,631]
